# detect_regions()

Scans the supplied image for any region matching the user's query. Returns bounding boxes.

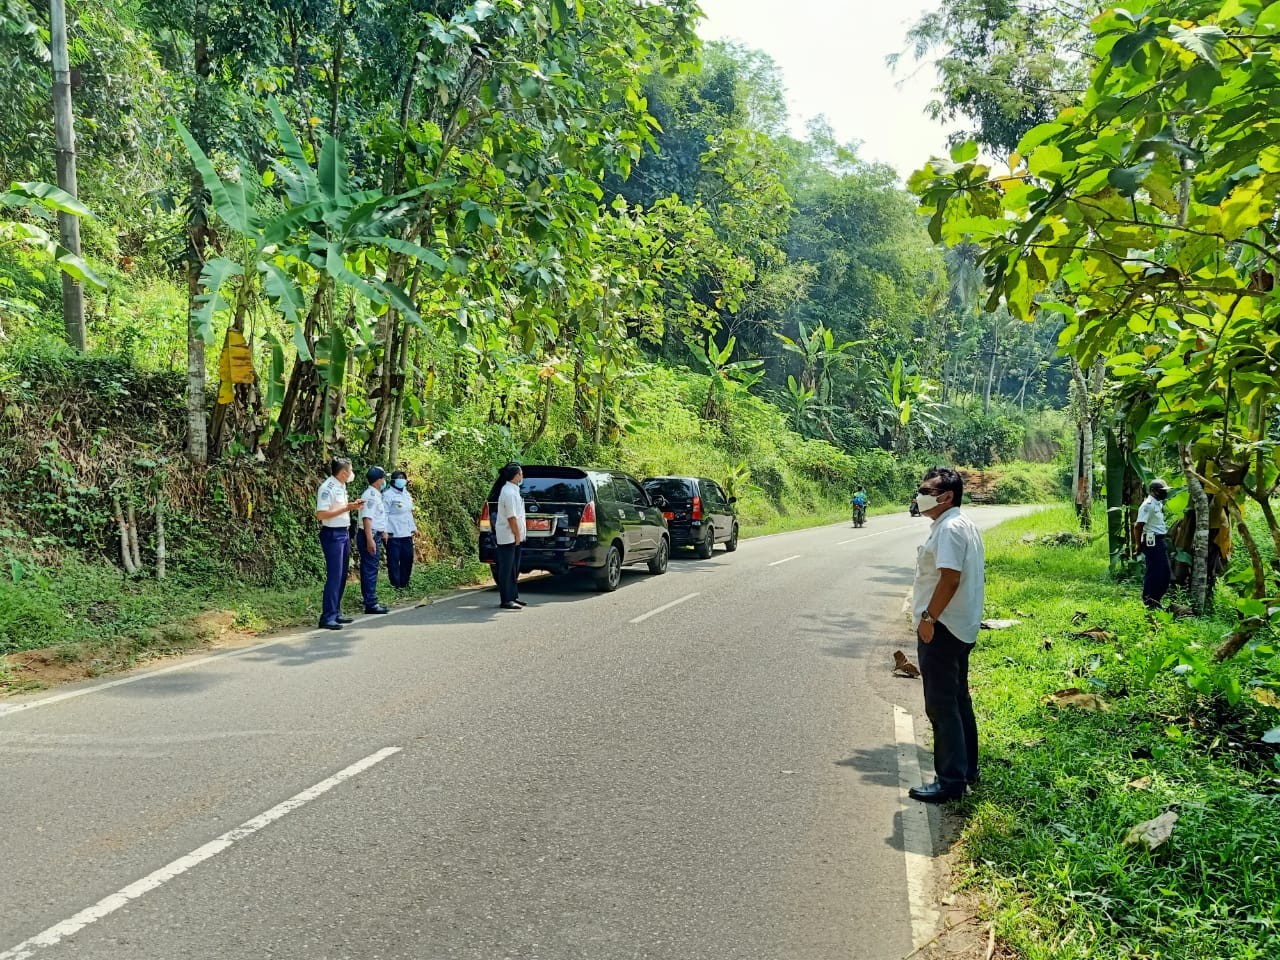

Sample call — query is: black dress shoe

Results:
[364,604,390,614]
[337,616,354,624]
[499,601,523,610]
[318,621,342,631]
[908,782,965,803]
[513,599,528,607]
[967,771,980,787]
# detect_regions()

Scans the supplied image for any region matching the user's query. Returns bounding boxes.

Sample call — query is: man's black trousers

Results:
[917,621,978,793]
[495,541,522,604]
[1142,534,1171,609]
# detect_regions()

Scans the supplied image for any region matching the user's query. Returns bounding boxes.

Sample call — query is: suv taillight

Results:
[579,500,598,536]
[692,495,702,521]
[479,502,491,532]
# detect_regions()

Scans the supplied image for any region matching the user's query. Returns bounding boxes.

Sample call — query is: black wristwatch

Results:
[921,611,937,624]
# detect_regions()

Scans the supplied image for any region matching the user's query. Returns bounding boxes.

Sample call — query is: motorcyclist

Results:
[850,483,869,525]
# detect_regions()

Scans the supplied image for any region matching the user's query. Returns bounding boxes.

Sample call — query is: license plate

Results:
[527,517,553,535]
[663,511,674,520]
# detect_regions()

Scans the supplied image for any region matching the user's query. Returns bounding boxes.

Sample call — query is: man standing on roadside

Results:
[315,457,364,630]
[494,462,527,611]
[384,469,418,590]
[1134,478,1172,609]
[909,466,986,804]
[357,466,390,615]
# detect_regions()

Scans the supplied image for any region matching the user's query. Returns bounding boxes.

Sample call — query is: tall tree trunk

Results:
[50,0,85,350]
[1180,446,1211,611]
[1105,427,1126,574]
[185,273,208,465]
[1069,357,1093,531]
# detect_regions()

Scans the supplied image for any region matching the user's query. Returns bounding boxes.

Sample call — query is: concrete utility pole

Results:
[50,0,87,351]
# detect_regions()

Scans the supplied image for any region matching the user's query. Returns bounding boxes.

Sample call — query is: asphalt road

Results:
[0,507,1032,960]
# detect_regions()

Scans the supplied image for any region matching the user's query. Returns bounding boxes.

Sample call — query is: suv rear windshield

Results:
[521,477,589,503]
[643,478,693,499]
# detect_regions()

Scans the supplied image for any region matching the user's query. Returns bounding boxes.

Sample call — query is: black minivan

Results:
[641,476,739,558]
[478,465,671,591]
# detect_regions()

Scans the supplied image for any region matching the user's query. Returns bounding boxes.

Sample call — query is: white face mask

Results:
[916,491,944,512]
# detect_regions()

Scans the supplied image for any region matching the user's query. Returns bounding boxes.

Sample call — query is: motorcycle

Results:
[909,497,921,517]
[852,502,866,528]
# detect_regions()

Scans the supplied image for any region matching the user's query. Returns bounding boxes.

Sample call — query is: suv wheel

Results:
[647,537,670,574]
[724,524,739,553]
[695,526,714,559]
[595,544,623,592]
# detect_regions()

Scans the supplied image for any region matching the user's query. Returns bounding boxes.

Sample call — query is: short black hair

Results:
[329,457,352,477]
[922,466,963,506]
[500,462,522,484]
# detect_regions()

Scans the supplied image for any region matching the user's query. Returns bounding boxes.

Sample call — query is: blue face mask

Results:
[393,479,407,491]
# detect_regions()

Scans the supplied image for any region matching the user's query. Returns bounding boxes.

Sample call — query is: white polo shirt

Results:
[495,481,526,546]
[359,484,387,533]
[384,488,417,538]
[912,507,986,645]
[1137,495,1167,535]
[316,476,349,529]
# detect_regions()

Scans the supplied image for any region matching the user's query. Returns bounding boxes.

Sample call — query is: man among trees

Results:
[1134,479,1172,610]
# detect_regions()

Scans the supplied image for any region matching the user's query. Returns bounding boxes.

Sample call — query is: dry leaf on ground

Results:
[892,650,921,679]
[1250,688,1280,709]
[1123,810,1178,850]
[1071,610,1088,624]
[1073,627,1116,643]
[981,618,1022,630]
[1043,687,1111,712]
[1126,776,1153,790]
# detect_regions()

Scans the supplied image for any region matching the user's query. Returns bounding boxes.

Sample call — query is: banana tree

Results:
[175,100,442,458]
[689,330,764,422]
[873,356,942,455]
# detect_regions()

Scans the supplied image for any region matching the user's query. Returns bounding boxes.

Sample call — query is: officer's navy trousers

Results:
[1142,535,1172,608]
[318,527,350,626]
[387,536,414,588]
[356,533,383,609]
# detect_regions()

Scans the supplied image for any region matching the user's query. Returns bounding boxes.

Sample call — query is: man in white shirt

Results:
[315,457,364,630]
[357,466,390,614]
[1134,478,1172,609]
[494,462,527,610]
[908,466,986,803]
[384,469,418,590]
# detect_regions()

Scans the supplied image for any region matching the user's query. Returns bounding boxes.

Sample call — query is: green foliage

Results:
[944,411,1026,467]
[962,507,1280,959]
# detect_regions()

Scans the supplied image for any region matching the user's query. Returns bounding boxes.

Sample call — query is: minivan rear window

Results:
[520,477,590,503]
[643,478,693,499]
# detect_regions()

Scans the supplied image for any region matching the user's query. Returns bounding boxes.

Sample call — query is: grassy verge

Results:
[0,557,489,694]
[960,506,1280,959]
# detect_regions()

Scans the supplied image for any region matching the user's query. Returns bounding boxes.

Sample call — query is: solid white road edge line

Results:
[0,746,403,960]
[0,589,481,721]
[893,705,940,949]
[629,592,700,624]
[837,522,920,546]
[767,554,801,567]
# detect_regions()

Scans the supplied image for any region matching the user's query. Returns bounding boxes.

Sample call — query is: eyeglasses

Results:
[916,486,940,496]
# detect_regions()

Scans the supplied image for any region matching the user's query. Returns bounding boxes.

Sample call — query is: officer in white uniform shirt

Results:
[384,469,418,589]
[315,457,364,629]
[1134,478,1172,609]
[908,466,986,804]
[356,466,390,614]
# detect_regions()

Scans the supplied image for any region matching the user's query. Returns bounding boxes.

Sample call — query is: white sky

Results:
[696,0,958,180]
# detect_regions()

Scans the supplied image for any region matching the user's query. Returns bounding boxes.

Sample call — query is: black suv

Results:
[478,465,671,592]
[641,476,739,558]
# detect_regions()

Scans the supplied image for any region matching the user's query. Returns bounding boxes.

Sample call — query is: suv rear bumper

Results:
[479,534,607,574]
[665,520,707,547]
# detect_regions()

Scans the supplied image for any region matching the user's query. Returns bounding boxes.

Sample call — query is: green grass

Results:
[958,506,1280,959]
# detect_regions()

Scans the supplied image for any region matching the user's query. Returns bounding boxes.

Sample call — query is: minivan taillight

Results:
[692,495,702,521]
[579,500,598,536]
[479,502,492,532]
